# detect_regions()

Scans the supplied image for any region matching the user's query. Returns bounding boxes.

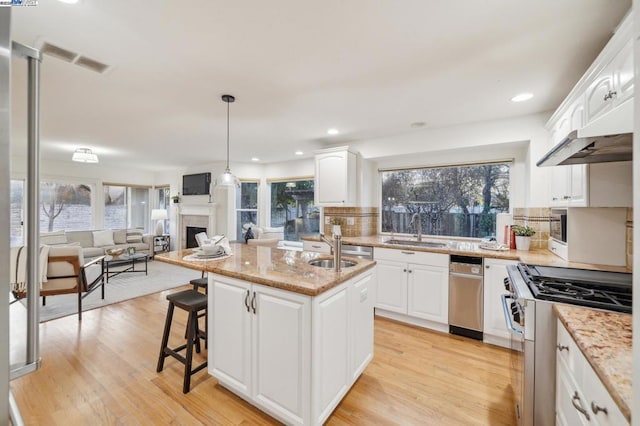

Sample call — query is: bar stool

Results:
[190,276,208,347]
[156,289,208,393]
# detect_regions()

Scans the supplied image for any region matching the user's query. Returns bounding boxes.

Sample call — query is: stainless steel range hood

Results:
[537,99,633,167]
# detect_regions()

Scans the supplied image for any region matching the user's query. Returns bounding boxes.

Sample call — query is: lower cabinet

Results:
[482,258,517,348]
[209,270,374,426]
[374,247,449,332]
[556,319,628,425]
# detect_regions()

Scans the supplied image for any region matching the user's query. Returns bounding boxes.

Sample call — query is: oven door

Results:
[502,294,525,424]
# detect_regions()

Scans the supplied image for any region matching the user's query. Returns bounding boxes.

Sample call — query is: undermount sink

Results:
[308,259,357,269]
[384,239,448,248]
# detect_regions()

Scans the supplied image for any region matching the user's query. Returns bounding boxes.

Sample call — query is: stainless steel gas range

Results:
[503,263,632,426]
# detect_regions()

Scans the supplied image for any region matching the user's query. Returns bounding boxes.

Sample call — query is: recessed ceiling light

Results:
[295,151,304,156]
[511,93,534,102]
[57,0,80,4]
[327,128,339,136]
[410,122,426,128]
[251,157,260,162]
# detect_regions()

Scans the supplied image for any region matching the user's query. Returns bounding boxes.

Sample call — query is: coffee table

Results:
[104,253,148,283]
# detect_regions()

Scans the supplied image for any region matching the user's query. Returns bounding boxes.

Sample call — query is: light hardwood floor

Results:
[11,285,516,425]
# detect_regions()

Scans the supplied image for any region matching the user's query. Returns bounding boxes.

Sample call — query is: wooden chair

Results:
[11,245,106,320]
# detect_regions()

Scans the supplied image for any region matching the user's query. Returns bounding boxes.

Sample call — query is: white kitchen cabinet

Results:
[556,319,628,426]
[302,240,331,253]
[209,270,374,426]
[374,247,449,332]
[314,147,357,206]
[482,258,517,348]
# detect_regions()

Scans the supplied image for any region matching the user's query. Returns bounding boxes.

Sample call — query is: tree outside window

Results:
[381,163,510,238]
[270,180,319,241]
[40,181,93,232]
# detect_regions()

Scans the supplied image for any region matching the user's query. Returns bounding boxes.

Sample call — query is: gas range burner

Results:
[537,281,596,299]
[516,263,632,313]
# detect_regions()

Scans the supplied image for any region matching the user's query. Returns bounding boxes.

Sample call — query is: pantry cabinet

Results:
[314,147,357,206]
[556,320,628,425]
[374,247,449,332]
[482,258,517,348]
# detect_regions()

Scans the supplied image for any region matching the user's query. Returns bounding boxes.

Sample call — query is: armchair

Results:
[11,245,106,320]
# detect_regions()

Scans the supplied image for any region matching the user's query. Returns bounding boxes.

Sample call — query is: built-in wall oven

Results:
[503,264,631,426]
[549,208,567,243]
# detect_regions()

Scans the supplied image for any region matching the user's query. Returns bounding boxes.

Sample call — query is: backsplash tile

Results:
[513,207,551,249]
[323,207,379,237]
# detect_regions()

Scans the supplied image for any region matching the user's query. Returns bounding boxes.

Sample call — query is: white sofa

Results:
[41,229,153,258]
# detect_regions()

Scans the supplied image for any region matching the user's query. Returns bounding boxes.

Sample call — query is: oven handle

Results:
[501,294,524,337]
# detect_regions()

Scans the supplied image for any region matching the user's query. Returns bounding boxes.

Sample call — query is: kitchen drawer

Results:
[374,247,449,267]
[556,319,583,378]
[303,240,331,253]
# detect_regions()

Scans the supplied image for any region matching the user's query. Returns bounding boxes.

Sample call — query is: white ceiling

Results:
[10,0,631,171]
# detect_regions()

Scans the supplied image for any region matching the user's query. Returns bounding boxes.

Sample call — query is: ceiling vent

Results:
[39,40,111,74]
[40,42,78,63]
[74,55,110,74]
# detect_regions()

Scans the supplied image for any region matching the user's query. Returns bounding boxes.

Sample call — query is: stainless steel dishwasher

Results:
[449,255,483,340]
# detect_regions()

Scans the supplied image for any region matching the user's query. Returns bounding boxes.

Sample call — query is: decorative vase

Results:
[515,236,531,251]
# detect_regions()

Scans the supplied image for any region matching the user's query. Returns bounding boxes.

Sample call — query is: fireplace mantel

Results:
[176,203,217,249]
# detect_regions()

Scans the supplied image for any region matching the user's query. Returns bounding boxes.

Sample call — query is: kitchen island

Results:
[156,244,376,426]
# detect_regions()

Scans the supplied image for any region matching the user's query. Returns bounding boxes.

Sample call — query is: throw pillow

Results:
[93,230,115,247]
[126,229,143,243]
[113,229,128,244]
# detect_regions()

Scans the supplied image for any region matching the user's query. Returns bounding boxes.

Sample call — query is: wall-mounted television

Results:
[182,172,211,196]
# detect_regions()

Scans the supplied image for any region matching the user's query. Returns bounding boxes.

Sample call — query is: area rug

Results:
[26,260,198,322]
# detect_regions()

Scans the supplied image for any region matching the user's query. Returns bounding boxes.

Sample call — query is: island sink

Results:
[384,239,447,248]
[308,259,357,269]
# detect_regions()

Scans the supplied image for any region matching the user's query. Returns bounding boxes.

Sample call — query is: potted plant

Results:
[171,193,180,203]
[329,217,343,236]
[513,224,536,251]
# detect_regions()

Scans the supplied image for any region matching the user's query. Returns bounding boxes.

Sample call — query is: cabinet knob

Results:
[557,343,569,352]
[403,269,407,272]
[563,195,571,200]
[485,265,490,269]
[603,90,617,101]
[552,197,558,201]
[590,401,608,416]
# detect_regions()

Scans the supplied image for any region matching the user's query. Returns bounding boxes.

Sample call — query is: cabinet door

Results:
[483,259,516,346]
[253,285,311,423]
[209,276,252,398]
[407,264,448,324]
[315,151,347,205]
[349,272,374,381]
[550,166,570,206]
[568,165,588,206]
[613,38,633,106]
[374,259,407,313]
[585,66,615,123]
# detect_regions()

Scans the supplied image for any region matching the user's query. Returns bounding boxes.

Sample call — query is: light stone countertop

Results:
[553,304,632,422]
[309,235,631,273]
[155,243,376,296]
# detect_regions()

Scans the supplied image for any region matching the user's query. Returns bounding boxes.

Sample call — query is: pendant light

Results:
[216,94,240,188]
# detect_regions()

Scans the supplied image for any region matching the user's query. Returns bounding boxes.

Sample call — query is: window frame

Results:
[235,180,260,241]
[268,177,319,241]
[103,182,151,232]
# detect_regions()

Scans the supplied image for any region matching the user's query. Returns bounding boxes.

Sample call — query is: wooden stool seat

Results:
[156,289,208,393]
[190,277,208,290]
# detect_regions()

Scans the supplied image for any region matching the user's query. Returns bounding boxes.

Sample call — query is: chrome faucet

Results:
[409,212,423,242]
[319,232,343,272]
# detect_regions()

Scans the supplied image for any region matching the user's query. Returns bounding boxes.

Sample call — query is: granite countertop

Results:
[553,304,632,422]
[306,235,630,273]
[155,243,376,296]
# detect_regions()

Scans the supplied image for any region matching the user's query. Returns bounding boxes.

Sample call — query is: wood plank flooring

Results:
[11,285,516,425]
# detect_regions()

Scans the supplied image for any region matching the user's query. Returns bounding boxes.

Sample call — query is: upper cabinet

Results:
[314,147,357,206]
[545,11,633,208]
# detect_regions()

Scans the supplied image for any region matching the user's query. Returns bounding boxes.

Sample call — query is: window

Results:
[381,162,510,238]
[270,179,319,241]
[157,186,170,234]
[236,181,259,241]
[40,181,93,232]
[104,184,150,231]
[10,179,24,247]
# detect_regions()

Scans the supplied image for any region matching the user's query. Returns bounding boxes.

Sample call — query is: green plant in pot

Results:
[171,193,180,203]
[513,225,536,251]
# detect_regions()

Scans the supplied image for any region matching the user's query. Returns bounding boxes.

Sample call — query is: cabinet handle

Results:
[244,289,250,312]
[251,291,257,314]
[408,270,413,273]
[557,344,569,352]
[400,251,415,255]
[563,195,571,200]
[571,392,591,421]
[552,197,558,201]
[591,401,608,416]
[603,90,617,101]
[311,245,321,249]
[403,269,407,272]
[485,265,490,269]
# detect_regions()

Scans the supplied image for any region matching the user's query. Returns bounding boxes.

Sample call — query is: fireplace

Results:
[186,226,207,249]
[176,203,217,249]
